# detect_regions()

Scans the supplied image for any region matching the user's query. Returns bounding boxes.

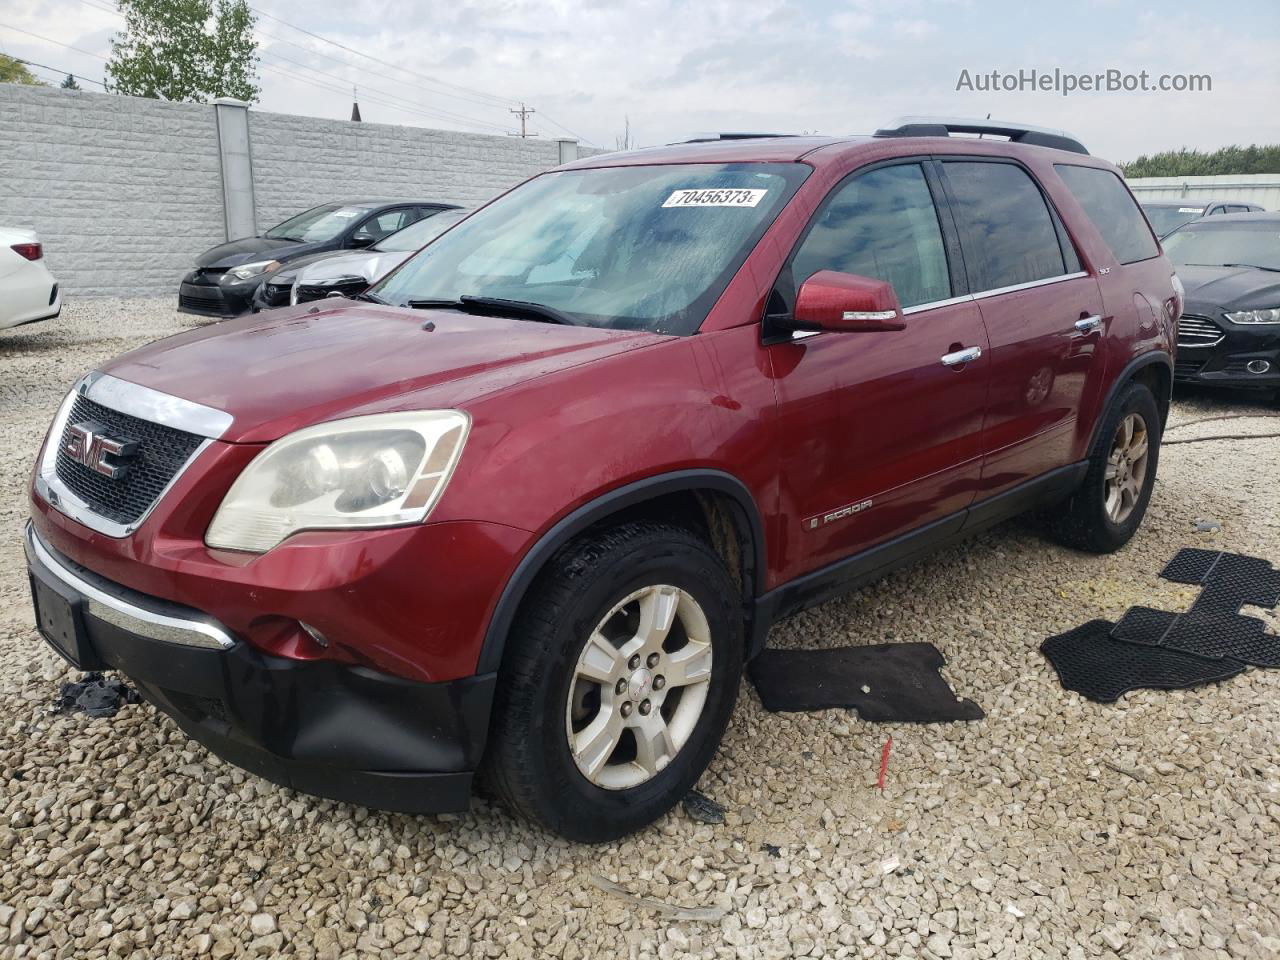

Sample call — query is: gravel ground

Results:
[2,299,1279,960]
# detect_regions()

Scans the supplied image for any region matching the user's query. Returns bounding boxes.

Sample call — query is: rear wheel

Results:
[1049,382,1161,553]
[484,522,743,841]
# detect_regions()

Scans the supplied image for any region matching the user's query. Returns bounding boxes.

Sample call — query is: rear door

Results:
[938,159,1105,497]
[767,160,989,577]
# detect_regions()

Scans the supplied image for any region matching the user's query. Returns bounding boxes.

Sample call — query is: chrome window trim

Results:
[35,372,226,538]
[970,271,1088,300]
[789,271,1091,336]
[26,523,235,650]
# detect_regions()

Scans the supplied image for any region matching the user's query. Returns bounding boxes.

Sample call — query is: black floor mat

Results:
[748,642,984,722]
[1040,620,1246,703]
[1111,549,1280,667]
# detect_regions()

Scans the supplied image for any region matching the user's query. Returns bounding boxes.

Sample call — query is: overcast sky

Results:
[3,0,1278,164]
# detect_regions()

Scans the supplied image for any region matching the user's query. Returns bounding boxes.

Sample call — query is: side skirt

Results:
[748,461,1088,657]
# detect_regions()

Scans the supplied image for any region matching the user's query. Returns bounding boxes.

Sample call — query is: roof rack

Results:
[873,117,1089,155]
[675,132,799,144]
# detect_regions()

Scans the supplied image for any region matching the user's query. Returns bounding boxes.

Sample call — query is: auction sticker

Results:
[663,188,768,208]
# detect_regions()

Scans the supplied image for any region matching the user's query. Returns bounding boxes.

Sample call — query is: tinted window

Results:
[359,208,418,241]
[1055,165,1159,265]
[375,209,469,252]
[790,163,951,308]
[944,161,1067,291]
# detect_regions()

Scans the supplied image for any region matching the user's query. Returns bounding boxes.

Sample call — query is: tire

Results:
[1049,381,1162,553]
[484,522,743,842]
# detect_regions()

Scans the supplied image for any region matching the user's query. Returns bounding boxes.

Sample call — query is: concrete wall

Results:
[0,86,224,296]
[0,84,590,297]
[1127,174,1280,210]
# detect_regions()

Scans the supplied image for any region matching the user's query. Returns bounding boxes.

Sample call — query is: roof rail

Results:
[675,132,799,144]
[873,116,1089,155]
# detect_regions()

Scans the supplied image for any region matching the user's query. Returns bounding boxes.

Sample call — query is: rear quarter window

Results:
[1056,165,1159,265]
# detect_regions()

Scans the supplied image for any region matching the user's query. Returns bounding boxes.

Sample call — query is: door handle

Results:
[940,346,982,367]
[1074,315,1102,333]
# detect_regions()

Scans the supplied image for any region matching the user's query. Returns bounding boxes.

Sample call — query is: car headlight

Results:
[229,260,281,281]
[1224,307,1280,324]
[206,411,470,553]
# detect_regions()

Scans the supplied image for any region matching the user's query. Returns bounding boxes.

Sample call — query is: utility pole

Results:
[509,103,537,138]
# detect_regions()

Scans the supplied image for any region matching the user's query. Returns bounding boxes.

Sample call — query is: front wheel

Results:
[484,522,743,841]
[1049,381,1162,553]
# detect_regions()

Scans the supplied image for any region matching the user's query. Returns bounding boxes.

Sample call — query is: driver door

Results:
[767,160,990,580]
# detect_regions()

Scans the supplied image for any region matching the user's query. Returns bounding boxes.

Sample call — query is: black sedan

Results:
[1165,213,1280,394]
[1141,199,1265,238]
[178,200,459,318]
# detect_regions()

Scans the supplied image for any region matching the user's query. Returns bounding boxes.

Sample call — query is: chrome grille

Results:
[53,395,204,525]
[1177,314,1224,348]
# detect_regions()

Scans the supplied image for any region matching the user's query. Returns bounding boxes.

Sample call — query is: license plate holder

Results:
[31,574,90,668]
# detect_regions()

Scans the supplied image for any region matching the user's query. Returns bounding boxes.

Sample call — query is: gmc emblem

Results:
[61,421,138,479]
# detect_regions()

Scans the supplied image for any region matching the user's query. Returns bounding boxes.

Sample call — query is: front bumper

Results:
[178,271,261,318]
[25,521,495,813]
[1174,311,1280,388]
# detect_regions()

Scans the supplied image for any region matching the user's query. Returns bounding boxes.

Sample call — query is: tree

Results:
[61,73,81,90]
[106,0,259,103]
[1121,145,1280,178]
[0,54,47,86]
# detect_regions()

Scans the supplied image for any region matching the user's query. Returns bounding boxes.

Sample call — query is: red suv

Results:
[26,119,1178,841]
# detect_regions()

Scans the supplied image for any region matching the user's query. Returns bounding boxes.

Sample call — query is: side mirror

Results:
[792,270,906,332]
[350,233,376,248]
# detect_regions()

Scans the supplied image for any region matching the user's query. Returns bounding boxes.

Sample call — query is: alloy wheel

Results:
[564,584,713,790]
[1104,412,1150,524]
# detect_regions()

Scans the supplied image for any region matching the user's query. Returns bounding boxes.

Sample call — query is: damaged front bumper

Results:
[24,522,494,813]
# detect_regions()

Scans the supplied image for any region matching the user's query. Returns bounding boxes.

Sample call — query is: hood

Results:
[296,250,411,286]
[1177,264,1280,313]
[99,303,669,443]
[195,236,321,269]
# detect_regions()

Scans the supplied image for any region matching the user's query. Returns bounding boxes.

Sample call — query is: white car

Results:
[1,227,61,331]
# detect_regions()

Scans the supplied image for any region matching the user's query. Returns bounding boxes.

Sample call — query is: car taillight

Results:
[11,242,42,261]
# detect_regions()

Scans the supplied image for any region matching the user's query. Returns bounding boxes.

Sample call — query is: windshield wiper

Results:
[405,298,465,310]
[1222,263,1280,273]
[352,291,387,304]
[458,295,582,326]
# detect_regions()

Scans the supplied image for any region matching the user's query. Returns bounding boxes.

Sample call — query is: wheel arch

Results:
[475,469,767,675]
[1089,351,1173,453]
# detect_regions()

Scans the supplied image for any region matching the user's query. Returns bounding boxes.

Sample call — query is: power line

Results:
[15,58,107,88]
[0,23,109,60]
[250,6,519,110]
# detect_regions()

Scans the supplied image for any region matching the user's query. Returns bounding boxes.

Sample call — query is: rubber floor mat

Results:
[748,642,984,721]
[1040,620,1245,703]
[1111,549,1280,667]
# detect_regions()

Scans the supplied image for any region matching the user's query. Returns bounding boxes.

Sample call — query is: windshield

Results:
[374,209,469,252]
[372,163,809,334]
[1142,204,1203,237]
[1164,221,1280,271]
[265,204,367,242]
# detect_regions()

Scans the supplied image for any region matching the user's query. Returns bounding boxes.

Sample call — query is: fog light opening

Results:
[1245,359,1271,375]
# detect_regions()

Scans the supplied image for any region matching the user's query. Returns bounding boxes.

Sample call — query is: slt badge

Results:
[61,421,138,479]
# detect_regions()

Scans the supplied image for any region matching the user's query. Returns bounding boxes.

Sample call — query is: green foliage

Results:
[61,73,81,90]
[1122,145,1280,178]
[106,0,259,103]
[0,54,47,86]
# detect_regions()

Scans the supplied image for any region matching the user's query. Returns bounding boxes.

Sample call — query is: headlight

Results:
[206,411,470,553]
[229,260,281,281]
[1224,307,1280,324]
